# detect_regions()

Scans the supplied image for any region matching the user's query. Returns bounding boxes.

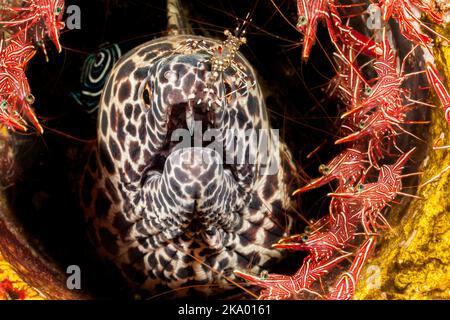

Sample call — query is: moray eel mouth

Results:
[150,79,225,174]
[141,54,249,243]
[82,35,295,294]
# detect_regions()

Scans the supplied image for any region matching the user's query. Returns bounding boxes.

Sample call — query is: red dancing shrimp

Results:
[274,231,347,263]
[0,0,65,54]
[282,149,414,267]
[378,0,447,50]
[326,43,375,137]
[234,252,351,300]
[295,0,329,60]
[329,148,416,234]
[296,0,382,60]
[0,33,42,133]
[328,183,366,234]
[326,4,382,59]
[341,30,402,120]
[340,26,427,125]
[327,43,366,111]
[275,183,364,262]
[274,230,353,263]
[335,104,414,166]
[337,32,420,165]
[293,145,367,194]
[235,185,375,300]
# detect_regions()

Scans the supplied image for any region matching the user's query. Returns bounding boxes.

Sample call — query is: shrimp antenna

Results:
[234,0,260,38]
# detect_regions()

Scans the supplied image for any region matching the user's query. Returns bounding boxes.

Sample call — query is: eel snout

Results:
[143,147,244,248]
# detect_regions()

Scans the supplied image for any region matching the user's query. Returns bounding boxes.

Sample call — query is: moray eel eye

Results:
[143,83,152,106]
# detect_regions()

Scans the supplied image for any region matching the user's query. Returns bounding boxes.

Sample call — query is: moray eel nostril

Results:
[80,35,299,296]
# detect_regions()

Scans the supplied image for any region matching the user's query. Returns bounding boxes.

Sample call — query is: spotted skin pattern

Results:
[81,35,298,295]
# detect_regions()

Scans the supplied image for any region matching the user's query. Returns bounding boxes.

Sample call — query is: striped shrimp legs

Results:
[377,0,448,51]
[327,237,375,300]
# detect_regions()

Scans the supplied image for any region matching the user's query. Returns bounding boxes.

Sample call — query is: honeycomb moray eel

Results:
[80,32,299,296]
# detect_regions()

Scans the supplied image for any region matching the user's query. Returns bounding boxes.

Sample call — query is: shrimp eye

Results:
[357,183,364,192]
[364,86,372,96]
[301,234,309,242]
[26,94,35,104]
[143,84,152,106]
[55,6,63,15]
[319,164,330,175]
[304,226,312,234]
[359,121,365,129]
[259,270,269,280]
[297,16,308,27]
[0,100,8,108]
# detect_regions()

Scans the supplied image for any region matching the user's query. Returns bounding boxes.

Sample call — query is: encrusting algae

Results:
[0,252,44,300]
